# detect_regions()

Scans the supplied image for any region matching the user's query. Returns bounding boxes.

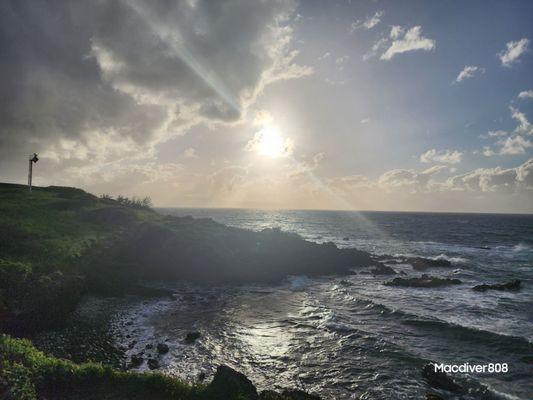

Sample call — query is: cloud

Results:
[479,130,508,139]
[335,55,350,70]
[498,38,529,67]
[443,161,533,193]
[498,135,533,155]
[455,65,485,83]
[0,0,310,179]
[420,149,463,164]
[478,107,533,155]
[390,25,404,39]
[351,11,383,32]
[183,148,198,158]
[363,37,388,61]
[380,26,435,60]
[518,90,533,99]
[377,165,448,192]
[332,159,532,195]
[510,107,532,135]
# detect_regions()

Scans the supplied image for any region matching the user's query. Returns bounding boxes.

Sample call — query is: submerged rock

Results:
[384,275,462,288]
[472,279,521,292]
[147,358,159,370]
[185,331,201,343]
[426,394,445,400]
[260,389,321,399]
[422,363,463,393]
[129,354,143,368]
[370,263,396,275]
[408,257,452,271]
[156,343,169,354]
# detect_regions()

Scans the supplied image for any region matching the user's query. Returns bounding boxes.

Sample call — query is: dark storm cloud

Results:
[0,0,302,175]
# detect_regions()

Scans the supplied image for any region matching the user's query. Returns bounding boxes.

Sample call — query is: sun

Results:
[247,125,293,158]
[257,127,285,157]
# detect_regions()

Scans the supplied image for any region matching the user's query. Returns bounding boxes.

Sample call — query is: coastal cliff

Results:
[0,183,377,399]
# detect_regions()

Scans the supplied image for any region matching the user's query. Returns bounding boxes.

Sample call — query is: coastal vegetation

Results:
[1,183,365,399]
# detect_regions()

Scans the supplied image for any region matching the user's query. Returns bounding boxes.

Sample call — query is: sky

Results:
[1,0,532,213]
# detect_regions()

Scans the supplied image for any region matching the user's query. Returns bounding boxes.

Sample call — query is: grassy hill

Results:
[1,183,377,333]
[0,182,375,399]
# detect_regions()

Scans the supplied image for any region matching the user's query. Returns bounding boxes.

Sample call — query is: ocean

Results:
[112,209,533,399]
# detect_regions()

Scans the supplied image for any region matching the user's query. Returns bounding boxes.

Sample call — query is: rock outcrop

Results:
[408,257,452,271]
[385,275,462,288]
[370,263,396,275]
[472,279,521,292]
[422,363,463,393]
[207,365,322,400]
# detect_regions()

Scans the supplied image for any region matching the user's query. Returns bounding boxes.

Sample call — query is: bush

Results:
[116,195,153,210]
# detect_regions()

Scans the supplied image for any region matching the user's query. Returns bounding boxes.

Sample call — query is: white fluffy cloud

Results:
[333,159,533,195]
[420,149,464,164]
[518,90,533,99]
[455,65,484,83]
[499,38,529,67]
[351,11,383,32]
[498,135,533,155]
[380,26,436,60]
[479,107,533,156]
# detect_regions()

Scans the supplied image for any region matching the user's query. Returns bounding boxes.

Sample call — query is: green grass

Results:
[0,334,202,400]
[0,183,161,333]
[0,183,157,271]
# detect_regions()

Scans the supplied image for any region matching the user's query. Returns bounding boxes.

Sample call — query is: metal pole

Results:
[28,159,32,193]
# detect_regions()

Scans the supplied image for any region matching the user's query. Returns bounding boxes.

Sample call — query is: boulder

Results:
[472,279,521,292]
[156,343,169,354]
[422,363,462,393]
[129,354,143,368]
[385,275,462,288]
[208,365,258,400]
[185,331,201,343]
[147,358,159,370]
[370,263,396,275]
[260,390,321,400]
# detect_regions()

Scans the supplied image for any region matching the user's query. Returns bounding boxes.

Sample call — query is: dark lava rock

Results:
[370,263,396,275]
[426,394,445,400]
[145,343,153,349]
[472,279,521,292]
[281,389,321,400]
[260,390,321,400]
[129,354,143,368]
[342,237,349,241]
[198,372,206,382]
[156,343,169,354]
[185,331,201,343]
[422,363,463,393]
[147,358,159,370]
[208,365,258,400]
[385,274,462,288]
[409,257,452,271]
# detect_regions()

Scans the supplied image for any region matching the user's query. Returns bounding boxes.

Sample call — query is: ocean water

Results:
[114,210,533,399]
